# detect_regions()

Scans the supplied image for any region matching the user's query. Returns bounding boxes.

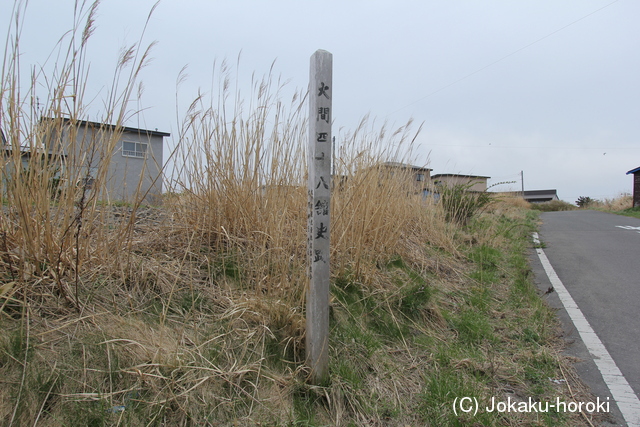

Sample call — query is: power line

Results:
[386,0,621,117]
[426,144,637,150]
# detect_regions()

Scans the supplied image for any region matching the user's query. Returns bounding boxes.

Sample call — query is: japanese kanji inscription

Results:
[306,50,332,385]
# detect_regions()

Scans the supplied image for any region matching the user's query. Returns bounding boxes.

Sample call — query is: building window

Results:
[122,141,147,158]
[416,173,425,182]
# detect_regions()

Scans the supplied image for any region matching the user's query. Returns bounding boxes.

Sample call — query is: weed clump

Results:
[529,200,576,212]
[439,183,493,224]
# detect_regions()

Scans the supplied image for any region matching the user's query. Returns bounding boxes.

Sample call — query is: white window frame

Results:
[122,141,148,158]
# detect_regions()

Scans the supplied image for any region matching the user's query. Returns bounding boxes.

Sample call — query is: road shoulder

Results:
[528,242,625,426]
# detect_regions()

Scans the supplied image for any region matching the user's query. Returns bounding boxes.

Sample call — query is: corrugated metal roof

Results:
[431,173,491,179]
[42,117,171,138]
[381,161,431,171]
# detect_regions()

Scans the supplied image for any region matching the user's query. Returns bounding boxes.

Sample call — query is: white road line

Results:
[616,225,640,233]
[533,232,640,427]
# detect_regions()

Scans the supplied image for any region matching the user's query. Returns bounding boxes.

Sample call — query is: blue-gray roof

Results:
[626,167,640,175]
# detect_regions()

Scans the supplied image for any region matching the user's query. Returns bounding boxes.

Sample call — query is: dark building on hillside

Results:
[522,189,559,203]
[496,189,559,203]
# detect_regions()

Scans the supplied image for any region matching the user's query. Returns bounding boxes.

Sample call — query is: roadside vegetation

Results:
[573,194,640,218]
[515,194,635,216]
[593,194,640,219]
[614,207,640,219]
[528,200,576,212]
[0,3,607,425]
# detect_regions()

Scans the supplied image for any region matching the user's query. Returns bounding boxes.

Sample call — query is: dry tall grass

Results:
[0,2,458,424]
[592,193,633,211]
[0,1,161,314]
[162,66,459,301]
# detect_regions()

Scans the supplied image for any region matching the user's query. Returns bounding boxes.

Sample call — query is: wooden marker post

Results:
[306,49,332,385]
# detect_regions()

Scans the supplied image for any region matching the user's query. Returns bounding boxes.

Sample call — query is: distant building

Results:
[3,119,170,202]
[431,173,490,192]
[41,118,170,203]
[380,162,432,195]
[522,190,559,203]
[2,127,49,194]
[497,189,559,203]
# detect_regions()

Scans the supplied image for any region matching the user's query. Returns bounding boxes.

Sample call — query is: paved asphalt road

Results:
[532,210,640,426]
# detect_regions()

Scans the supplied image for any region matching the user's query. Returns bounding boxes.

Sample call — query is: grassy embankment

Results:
[528,194,639,218]
[528,201,576,213]
[614,208,640,219]
[0,3,606,426]
[590,194,640,219]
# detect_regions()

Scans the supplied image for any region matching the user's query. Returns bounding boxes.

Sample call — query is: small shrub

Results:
[439,184,493,225]
[575,196,595,208]
[399,282,432,319]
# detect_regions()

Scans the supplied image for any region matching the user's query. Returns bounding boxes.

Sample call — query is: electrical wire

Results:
[385,0,621,118]
[424,144,638,150]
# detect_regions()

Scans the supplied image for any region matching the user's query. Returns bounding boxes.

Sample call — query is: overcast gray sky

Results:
[3,0,639,202]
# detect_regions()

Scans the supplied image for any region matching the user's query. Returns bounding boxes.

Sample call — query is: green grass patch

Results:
[386,256,435,319]
[448,308,495,345]
[614,206,640,219]
[419,369,498,426]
